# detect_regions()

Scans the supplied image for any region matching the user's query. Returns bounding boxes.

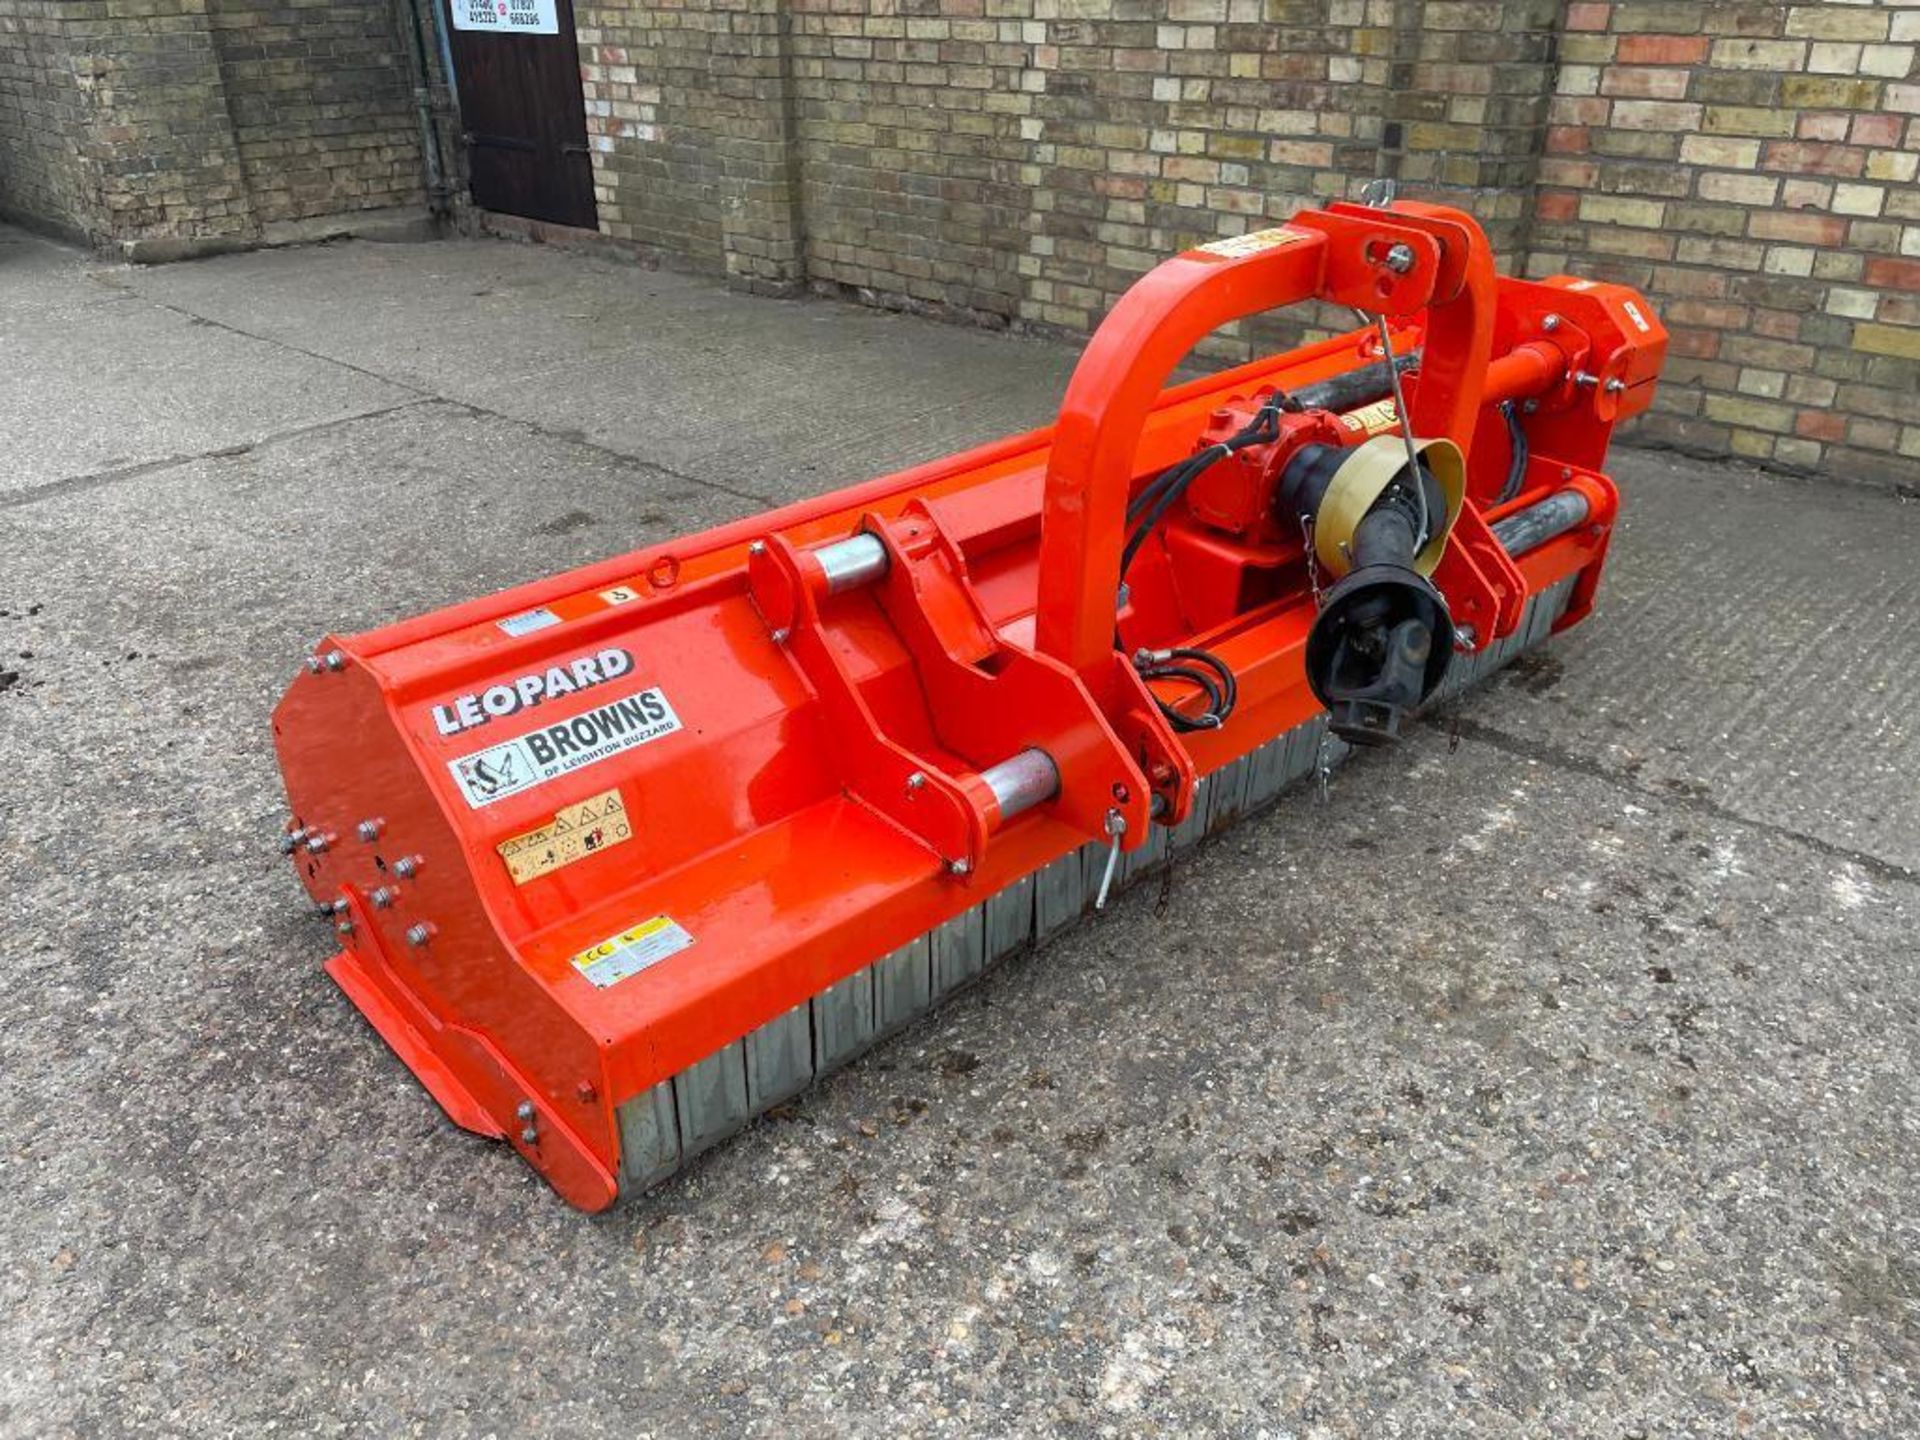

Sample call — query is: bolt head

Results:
[405,922,434,947]
[371,886,396,909]
[305,834,330,854]
[520,1126,539,1145]
[323,650,346,671]
[1383,242,1416,275]
[905,771,927,791]
[356,817,384,843]
[748,540,767,556]
[304,655,324,675]
[947,858,972,877]
[394,855,420,879]
[1542,314,1561,332]
[336,920,354,937]
[516,1101,535,1121]
[770,628,790,646]
[1605,377,1626,394]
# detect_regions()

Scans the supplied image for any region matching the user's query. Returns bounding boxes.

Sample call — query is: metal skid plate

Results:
[613,582,1573,1196]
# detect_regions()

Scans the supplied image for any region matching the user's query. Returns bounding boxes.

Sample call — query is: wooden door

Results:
[443,0,597,229]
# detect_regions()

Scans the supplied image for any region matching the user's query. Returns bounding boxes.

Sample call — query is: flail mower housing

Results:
[274,201,1665,1209]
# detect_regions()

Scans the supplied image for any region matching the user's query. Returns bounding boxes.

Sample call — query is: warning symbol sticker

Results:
[497,788,632,885]
[1339,397,1400,437]
[569,915,695,989]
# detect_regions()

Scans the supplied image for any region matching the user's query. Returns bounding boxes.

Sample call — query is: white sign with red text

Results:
[451,0,558,35]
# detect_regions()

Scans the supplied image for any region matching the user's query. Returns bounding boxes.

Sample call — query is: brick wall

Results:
[0,0,427,254]
[208,0,426,228]
[72,0,261,248]
[777,0,1562,347]
[1534,2,1919,489]
[581,0,805,289]
[0,0,102,241]
[575,0,1920,489]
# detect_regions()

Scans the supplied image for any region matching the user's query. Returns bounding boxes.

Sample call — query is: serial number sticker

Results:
[570,915,695,988]
[498,607,561,638]
[447,686,683,808]
[497,788,631,885]
[1623,300,1651,334]
[600,585,640,606]
[1197,227,1311,259]
[1339,397,1400,436]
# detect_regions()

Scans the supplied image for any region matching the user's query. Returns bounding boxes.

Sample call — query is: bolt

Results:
[575,1081,598,1103]
[304,655,324,675]
[1605,377,1626,394]
[905,771,927,791]
[520,1126,539,1145]
[1542,313,1562,333]
[394,854,422,879]
[323,650,346,672]
[748,541,767,557]
[1522,399,1539,414]
[947,858,972,877]
[1383,242,1416,275]
[336,919,354,938]
[370,886,397,909]
[280,826,308,855]
[305,832,332,854]
[1574,371,1599,388]
[405,922,435,947]
[770,628,790,645]
[515,1101,535,1122]
[356,817,385,843]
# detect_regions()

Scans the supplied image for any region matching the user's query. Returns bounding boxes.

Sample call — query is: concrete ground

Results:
[1,220,1915,1438]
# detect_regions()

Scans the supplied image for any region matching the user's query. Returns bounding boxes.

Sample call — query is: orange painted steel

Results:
[273,203,1666,1209]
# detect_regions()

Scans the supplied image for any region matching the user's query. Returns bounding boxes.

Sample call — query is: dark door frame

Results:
[441,0,597,229]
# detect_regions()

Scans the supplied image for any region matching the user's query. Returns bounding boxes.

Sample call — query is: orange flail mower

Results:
[274,201,1666,1210]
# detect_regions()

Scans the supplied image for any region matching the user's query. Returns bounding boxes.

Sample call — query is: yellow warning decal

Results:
[496,787,631,885]
[570,915,695,989]
[1197,227,1311,259]
[1339,398,1400,437]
